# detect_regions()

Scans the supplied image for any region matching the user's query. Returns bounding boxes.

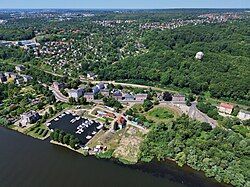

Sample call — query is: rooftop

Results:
[220,103,234,109]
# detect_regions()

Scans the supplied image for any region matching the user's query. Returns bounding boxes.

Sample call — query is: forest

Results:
[139,116,250,187]
[98,20,250,105]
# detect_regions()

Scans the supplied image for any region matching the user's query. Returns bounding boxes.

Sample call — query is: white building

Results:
[219,103,234,115]
[238,110,250,120]
[68,88,84,100]
[195,52,204,60]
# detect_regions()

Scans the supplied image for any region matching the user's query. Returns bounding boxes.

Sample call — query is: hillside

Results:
[99,20,250,105]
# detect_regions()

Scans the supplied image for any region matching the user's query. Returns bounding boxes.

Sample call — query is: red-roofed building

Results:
[219,103,234,114]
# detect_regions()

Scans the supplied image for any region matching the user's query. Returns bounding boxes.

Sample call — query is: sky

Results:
[0,0,249,9]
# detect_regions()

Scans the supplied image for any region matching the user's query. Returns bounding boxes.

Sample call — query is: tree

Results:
[49,107,54,115]
[63,134,71,144]
[163,92,172,101]
[143,99,153,112]
[69,97,75,104]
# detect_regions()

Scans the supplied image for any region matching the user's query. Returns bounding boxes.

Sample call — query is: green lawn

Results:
[27,124,50,140]
[147,107,174,119]
[146,107,177,123]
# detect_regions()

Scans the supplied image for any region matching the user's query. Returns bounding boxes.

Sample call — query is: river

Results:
[0,127,224,187]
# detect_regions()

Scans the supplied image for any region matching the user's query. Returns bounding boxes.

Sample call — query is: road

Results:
[188,102,217,128]
[50,86,68,102]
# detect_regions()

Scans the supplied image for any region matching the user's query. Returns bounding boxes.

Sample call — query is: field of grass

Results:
[27,124,50,140]
[146,106,179,124]
[147,107,174,119]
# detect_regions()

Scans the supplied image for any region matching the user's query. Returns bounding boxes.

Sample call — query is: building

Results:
[68,88,84,100]
[105,112,116,118]
[123,94,135,101]
[22,75,33,82]
[97,82,105,90]
[172,94,186,103]
[20,111,40,127]
[4,72,13,78]
[84,93,94,102]
[15,65,25,72]
[0,74,7,83]
[195,52,204,60]
[53,82,65,90]
[237,110,250,120]
[219,103,234,114]
[113,91,123,100]
[135,94,148,101]
[10,73,17,79]
[117,116,127,129]
[87,72,97,80]
[15,76,24,85]
[100,89,110,97]
[92,86,100,94]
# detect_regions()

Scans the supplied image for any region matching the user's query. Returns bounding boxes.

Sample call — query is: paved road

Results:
[50,86,68,102]
[188,102,217,128]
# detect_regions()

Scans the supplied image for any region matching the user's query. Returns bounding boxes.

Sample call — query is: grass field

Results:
[147,107,174,119]
[27,124,50,140]
[146,106,179,124]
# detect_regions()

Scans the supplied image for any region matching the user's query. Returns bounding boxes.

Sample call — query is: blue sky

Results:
[0,0,249,9]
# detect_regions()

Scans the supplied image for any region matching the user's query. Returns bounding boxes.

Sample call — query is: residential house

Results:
[135,94,148,101]
[87,72,97,80]
[219,103,234,114]
[92,86,100,94]
[15,65,25,72]
[10,73,17,79]
[4,72,13,78]
[15,76,24,85]
[113,91,123,100]
[117,116,127,129]
[84,92,94,102]
[68,88,84,100]
[20,111,40,127]
[105,112,116,118]
[0,74,7,83]
[123,94,135,101]
[97,82,105,90]
[172,94,186,103]
[53,82,65,90]
[237,110,250,120]
[100,89,110,97]
[22,75,33,82]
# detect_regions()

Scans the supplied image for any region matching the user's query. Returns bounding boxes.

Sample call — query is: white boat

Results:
[46,123,51,126]
[97,124,103,130]
[65,111,70,114]
[54,118,59,121]
[92,131,96,135]
[86,136,92,140]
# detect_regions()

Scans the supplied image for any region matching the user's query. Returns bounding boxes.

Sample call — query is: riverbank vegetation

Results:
[50,129,80,149]
[27,123,50,140]
[139,116,250,187]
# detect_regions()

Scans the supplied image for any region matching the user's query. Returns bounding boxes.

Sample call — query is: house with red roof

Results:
[219,103,234,114]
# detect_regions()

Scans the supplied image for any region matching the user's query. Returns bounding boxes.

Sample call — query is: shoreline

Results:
[0,125,228,187]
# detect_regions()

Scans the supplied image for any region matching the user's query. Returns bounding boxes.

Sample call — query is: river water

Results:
[0,127,224,187]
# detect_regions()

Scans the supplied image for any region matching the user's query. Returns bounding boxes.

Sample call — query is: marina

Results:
[49,112,102,145]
